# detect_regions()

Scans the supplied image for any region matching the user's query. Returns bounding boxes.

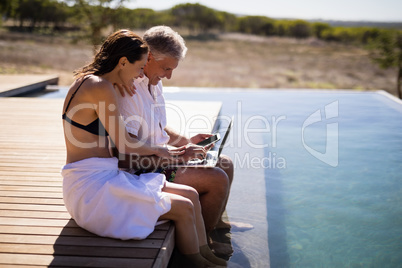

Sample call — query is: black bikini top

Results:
[62,76,109,136]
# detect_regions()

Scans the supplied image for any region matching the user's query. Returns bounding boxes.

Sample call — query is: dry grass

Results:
[0,30,398,96]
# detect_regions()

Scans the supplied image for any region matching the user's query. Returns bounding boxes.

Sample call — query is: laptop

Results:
[169,116,233,168]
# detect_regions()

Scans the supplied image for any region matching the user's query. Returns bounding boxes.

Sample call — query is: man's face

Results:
[144,52,180,86]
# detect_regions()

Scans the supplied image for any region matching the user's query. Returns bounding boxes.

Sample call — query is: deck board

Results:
[0,97,221,267]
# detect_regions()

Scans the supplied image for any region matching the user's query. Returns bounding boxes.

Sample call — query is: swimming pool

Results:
[37,88,402,267]
[163,89,402,268]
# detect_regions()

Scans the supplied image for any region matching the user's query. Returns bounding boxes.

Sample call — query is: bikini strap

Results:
[63,76,91,113]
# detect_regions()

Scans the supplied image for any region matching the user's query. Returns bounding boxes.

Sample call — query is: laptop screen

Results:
[216,116,234,157]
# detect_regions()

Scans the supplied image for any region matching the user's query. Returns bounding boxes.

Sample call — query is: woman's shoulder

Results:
[84,75,112,90]
[80,75,115,99]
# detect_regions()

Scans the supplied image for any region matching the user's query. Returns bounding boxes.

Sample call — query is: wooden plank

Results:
[0,234,163,248]
[0,168,62,174]
[0,209,71,219]
[0,157,65,164]
[0,180,62,187]
[0,253,154,268]
[152,222,176,268]
[0,185,62,192]
[0,196,65,205]
[0,203,66,212]
[0,164,63,170]
[0,225,93,236]
[0,264,48,268]
[0,217,171,233]
[0,243,159,259]
[0,217,75,227]
[0,171,62,178]
[0,225,168,239]
[0,190,63,198]
[0,97,221,267]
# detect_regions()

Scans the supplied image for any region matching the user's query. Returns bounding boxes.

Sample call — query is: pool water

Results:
[163,89,402,268]
[38,88,402,267]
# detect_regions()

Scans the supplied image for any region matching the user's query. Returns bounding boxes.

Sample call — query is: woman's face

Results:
[119,53,148,85]
[130,53,148,79]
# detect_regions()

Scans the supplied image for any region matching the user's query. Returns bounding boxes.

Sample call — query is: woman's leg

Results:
[160,182,226,266]
[159,183,200,254]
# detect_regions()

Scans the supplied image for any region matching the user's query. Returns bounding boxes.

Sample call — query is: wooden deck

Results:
[0,75,59,97]
[0,97,221,267]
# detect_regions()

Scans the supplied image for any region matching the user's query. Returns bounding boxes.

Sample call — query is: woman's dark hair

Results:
[75,30,148,78]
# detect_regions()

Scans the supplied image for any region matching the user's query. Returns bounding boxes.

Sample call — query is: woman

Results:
[61,29,226,267]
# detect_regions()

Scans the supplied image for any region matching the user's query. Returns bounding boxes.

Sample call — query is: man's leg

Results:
[215,155,254,232]
[215,154,234,229]
[174,166,229,234]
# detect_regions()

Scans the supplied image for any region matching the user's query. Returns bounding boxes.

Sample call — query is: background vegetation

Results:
[0,0,401,97]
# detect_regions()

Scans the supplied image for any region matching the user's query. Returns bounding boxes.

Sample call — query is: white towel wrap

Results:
[61,157,171,240]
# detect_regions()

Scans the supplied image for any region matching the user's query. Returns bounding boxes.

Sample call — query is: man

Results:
[115,26,235,250]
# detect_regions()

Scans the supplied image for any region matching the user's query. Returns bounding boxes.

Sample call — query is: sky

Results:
[126,0,402,22]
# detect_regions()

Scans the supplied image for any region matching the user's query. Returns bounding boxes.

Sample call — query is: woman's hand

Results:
[113,82,136,97]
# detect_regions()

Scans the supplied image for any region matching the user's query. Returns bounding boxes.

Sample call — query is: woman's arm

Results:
[93,80,179,159]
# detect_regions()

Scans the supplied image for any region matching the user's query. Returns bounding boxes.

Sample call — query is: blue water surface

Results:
[41,88,402,267]
[163,88,402,268]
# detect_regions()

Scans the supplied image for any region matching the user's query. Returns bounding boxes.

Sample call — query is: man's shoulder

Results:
[117,90,145,119]
[119,92,142,107]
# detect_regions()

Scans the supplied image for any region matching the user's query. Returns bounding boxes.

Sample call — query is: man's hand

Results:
[113,81,136,97]
[189,133,213,145]
[155,146,186,160]
[180,144,207,162]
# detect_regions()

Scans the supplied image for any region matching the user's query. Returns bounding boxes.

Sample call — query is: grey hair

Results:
[143,26,187,61]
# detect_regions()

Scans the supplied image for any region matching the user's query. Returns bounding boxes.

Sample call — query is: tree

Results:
[288,20,311,39]
[0,0,18,20]
[312,22,331,39]
[171,3,222,34]
[274,20,289,37]
[114,8,171,30]
[216,11,237,32]
[67,0,127,51]
[2,0,69,32]
[237,16,275,36]
[369,30,402,98]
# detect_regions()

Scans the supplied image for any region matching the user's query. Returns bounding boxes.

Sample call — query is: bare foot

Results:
[216,220,254,232]
[184,252,220,268]
[216,219,231,229]
[209,240,234,256]
[200,244,227,266]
